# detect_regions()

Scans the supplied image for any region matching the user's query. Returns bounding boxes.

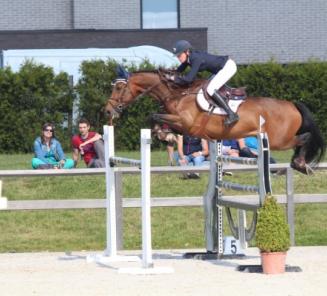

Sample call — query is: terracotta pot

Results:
[261,252,287,274]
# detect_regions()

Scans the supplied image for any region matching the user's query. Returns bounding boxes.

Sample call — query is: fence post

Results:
[114,171,123,250]
[286,167,295,246]
[104,125,117,256]
[0,180,8,209]
[141,129,153,268]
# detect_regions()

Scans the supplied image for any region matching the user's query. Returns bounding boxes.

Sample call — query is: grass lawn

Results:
[0,150,326,252]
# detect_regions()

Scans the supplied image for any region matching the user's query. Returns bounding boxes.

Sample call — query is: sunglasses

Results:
[44,129,53,132]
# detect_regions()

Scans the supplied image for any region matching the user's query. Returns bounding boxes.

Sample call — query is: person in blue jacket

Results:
[169,40,239,126]
[31,123,74,169]
[175,134,209,179]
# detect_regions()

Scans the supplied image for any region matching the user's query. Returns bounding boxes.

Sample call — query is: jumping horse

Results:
[105,66,325,174]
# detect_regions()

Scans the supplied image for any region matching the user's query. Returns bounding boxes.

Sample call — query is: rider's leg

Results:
[207,59,239,126]
[211,92,239,125]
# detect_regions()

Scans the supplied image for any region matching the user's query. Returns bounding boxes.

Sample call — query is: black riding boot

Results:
[212,91,239,126]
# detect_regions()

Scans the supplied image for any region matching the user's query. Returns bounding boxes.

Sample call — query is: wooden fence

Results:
[1,163,327,247]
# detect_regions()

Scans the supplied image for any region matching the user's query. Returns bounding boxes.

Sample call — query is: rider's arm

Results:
[174,57,202,85]
[176,62,188,73]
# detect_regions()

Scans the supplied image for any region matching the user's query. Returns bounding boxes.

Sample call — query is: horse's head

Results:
[105,65,135,122]
[105,66,181,124]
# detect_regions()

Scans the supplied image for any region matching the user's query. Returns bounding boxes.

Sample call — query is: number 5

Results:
[231,239,237,254]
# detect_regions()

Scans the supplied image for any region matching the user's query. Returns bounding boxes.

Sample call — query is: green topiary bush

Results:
[255,195,291,253]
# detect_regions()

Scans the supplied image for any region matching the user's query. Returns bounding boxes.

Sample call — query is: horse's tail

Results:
[295,102,326,165]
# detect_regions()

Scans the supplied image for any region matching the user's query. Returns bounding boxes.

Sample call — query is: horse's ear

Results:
[116,65,129,79]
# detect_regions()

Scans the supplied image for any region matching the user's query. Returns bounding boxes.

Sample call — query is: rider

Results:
[169,40,239,126]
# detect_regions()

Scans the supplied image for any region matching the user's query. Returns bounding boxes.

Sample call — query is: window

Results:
[142,0,179,29]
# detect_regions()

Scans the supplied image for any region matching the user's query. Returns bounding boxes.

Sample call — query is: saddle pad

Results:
[196,89,244,115]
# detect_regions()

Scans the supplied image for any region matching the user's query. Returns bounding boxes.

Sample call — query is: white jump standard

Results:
[90,125,173,274]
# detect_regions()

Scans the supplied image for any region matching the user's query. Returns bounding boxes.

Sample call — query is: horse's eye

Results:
[116,83,124,91]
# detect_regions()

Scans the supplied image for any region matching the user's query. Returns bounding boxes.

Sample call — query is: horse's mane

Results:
[130,68,206,95]
[131,69,160,74]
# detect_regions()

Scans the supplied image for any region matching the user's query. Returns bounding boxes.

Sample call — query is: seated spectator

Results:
[175,134,209,178]
[31,123,74,169]
[238,137,277,164]
[72,118,105,168]
[152,123,178,166]
[222,139,240,157]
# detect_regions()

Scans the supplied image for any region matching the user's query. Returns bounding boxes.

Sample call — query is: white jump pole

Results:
[104,125,117,257]
[87,125,139,263]
[118,129,173,274]
[141,129,154,268]
[0,180,8,209]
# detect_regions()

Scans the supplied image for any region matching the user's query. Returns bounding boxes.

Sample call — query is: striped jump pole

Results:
[215,132,272,258]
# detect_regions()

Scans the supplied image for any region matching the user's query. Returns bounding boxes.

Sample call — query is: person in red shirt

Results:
[72,118,105,168]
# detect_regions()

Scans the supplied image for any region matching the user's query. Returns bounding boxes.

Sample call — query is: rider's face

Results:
[178,51,188,63]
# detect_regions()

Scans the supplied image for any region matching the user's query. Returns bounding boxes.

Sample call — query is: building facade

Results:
[0,0,326,64]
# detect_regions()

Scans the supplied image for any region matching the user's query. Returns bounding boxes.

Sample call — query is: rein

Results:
[110,78,164,115]
[134,81,161,101]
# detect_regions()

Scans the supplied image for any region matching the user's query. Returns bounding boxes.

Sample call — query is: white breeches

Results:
[207,59,237,96]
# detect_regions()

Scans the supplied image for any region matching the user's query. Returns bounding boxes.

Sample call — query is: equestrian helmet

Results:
[172,40,192,56]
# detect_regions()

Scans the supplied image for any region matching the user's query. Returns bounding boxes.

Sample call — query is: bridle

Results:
[108,79,128,114]
[108,78,161,114]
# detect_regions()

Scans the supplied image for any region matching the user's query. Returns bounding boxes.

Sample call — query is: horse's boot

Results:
[211,91,239,126]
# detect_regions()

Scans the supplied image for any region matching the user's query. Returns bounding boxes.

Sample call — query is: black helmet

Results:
[172,40,192,56]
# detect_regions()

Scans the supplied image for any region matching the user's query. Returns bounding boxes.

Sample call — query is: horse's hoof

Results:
[290,161,313,175]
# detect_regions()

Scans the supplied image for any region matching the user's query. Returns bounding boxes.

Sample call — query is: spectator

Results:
[152,123,178,165]
[238,137,277,164]
[222,139,240,157]
[175,134,209,178]
[31,123,74,169]
[72,118,105,168]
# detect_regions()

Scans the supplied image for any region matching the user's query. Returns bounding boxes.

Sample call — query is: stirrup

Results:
[224,113,239,126]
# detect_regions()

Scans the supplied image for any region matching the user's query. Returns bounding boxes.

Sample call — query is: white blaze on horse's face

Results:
[106,80,129,117]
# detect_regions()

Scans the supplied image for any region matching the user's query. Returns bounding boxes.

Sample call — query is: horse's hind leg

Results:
[291,132,313,174]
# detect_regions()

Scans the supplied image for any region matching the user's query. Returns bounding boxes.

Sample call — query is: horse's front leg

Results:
[151,113,184,134]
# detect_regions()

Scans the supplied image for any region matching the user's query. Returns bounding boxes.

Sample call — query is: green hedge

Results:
[0,62,73,153]
[76,59,161,150]
[233,61,327,139]
[0,59,326,152]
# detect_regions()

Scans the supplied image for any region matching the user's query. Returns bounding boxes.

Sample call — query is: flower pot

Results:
[261,252,287,274]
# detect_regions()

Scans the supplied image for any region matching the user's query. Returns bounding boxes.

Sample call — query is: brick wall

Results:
[73,0,140,29]
[181,0,327,64]
[0,0,326,64]
[0,0,72,30]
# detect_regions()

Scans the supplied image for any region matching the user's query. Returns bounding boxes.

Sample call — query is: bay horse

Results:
[105,67,325,174]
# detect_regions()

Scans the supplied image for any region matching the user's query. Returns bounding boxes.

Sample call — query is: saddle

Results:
[219,84,247,100]
[202,82,247,103]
